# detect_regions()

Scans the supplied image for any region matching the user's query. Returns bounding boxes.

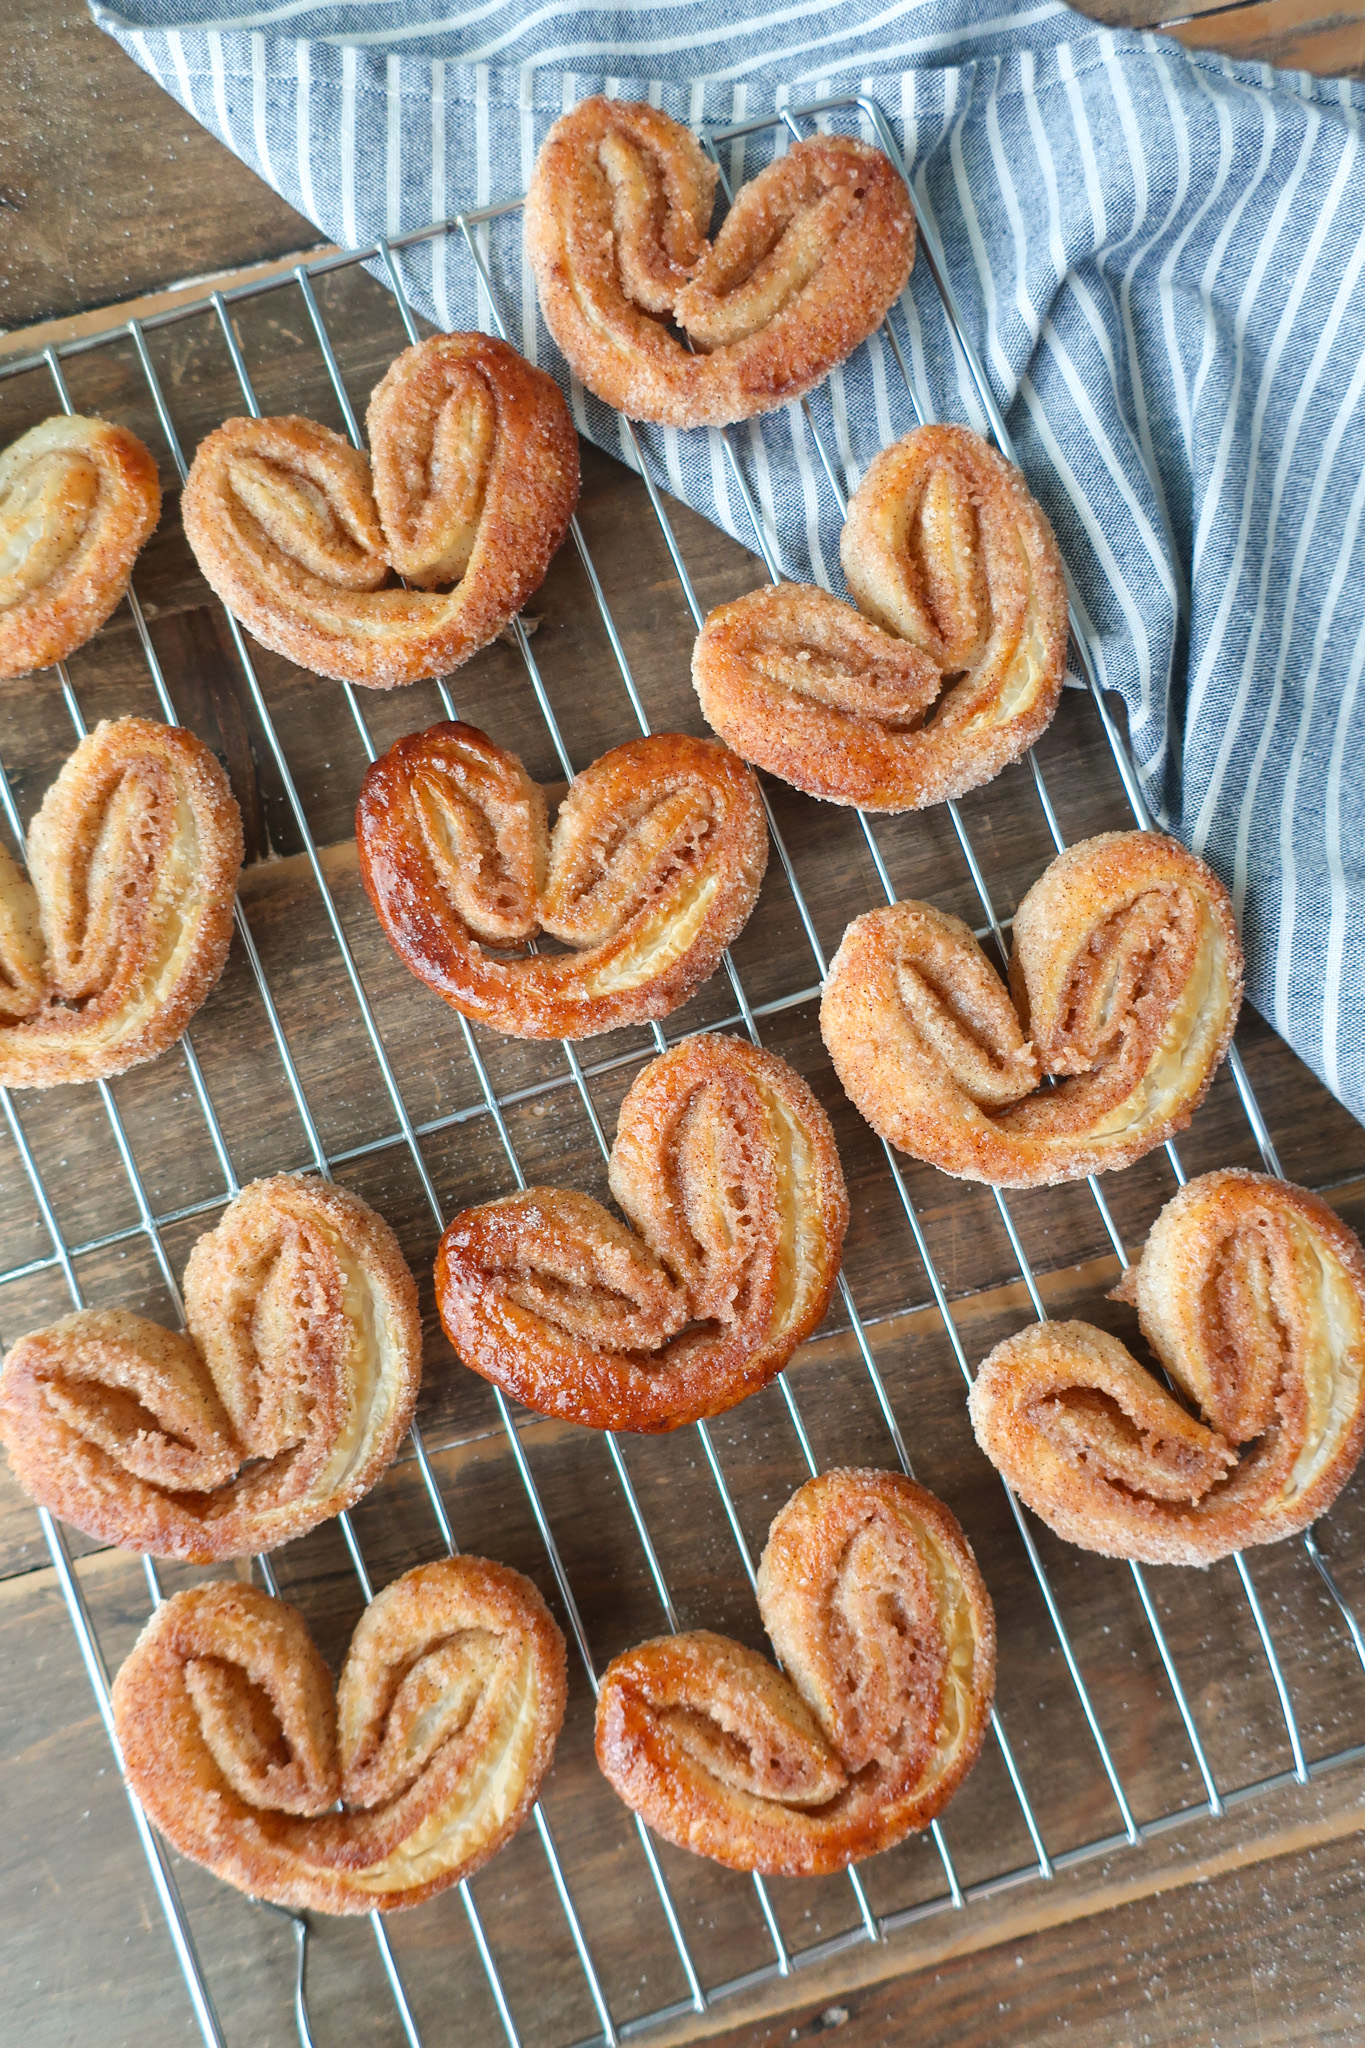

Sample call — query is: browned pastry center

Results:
[356,719,768,1039]
[820,830,1243,1186]
[0,716,244,1088]
[180,332,579,688]
[525,99,916,427]
[111,1556,567,1912]
[435,1033,848,1432]
[693,425,1068,811]
[0,414,162,679]
[596,1468,995,1874]
[969,1170,1365,1565]
[0,1176,423,1560]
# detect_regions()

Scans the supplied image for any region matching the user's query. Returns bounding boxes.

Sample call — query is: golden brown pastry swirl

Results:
[969,1171,1365,1565]
[0,1176,422,1560]
[0,414,162,679]
[820,831,1243,1186]
[111,1555,567,1912]
[435,1034,848,1431]
[525,100,915,427]
[595,1469,995,1873]
[180,334,579,688]
[356,720,768,1039]
[692,426,1068,811]
[0,717,243,1089]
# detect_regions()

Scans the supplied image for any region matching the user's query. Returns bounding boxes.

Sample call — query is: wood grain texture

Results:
[2,10,1364,2048]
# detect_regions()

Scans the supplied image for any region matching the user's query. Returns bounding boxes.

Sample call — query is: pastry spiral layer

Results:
[356,720,768,1039]
[0,414,162,678]
[0,717,243,1089]
[112,1556,567,1912]
[969,1171,1365,1564]
[181,334,579,688]
[596,1469,995,1873]
[693,426,1068,811]
[820,831,1243,1187]
[435,1034,848,1431]
[0,1176,422,1560]
[525,100,915,428]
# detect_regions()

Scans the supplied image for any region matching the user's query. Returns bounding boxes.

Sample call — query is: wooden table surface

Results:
[3,8,1364,2048]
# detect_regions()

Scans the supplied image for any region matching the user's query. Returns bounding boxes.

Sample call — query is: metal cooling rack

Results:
[3,91,1365,2048]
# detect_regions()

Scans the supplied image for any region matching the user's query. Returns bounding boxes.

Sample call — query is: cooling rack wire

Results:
[3,92,1364,2048]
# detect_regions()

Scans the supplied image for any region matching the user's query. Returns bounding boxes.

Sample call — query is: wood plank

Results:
[1170,0,1365,71]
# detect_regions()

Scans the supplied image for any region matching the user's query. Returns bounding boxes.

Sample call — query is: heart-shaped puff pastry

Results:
[112,1555,567,1912]
[0,1176,422,1560]
[693,425,1068,811]
[0,716,244,1089]
[436,1033,848,1431]
[820,831,1243,1187]
[969,1169,1365,1565]
[526,99,915,428]
[596,1469,995,1874]
[181,333,579,688]
[0,414,161,678]
[356,720,768,1040]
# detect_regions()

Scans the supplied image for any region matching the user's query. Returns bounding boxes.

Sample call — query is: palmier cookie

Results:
[970,1171,1365,1566]
[181,333,579,688]
[357,720,768,1040]
[0,717,243,1089]
[693,425,1068,811]
[526,99,915,428]
[112,1556,567,1912]
[596,1469,995,1874]
[820,831,1243,1187]
[0,415,161,678]
[0,1176,422,1561]
[435,1034,848,1432]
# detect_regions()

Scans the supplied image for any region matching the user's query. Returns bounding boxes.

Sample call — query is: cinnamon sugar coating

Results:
[0,1176,422,1560]
[694,427,1067,811]
[526,100,915,427]
[969,1170,1365,1565]
[435,1034,849,1432]
[595,1469,995,1873]
[820,831,1243,1187]
[112,1556,566,1911]
[0,414,161,677]
[0,717,243,1088]
[181,334,578,687]
[356,720,768,1039]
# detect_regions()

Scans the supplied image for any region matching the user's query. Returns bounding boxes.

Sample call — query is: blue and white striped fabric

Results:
[92,0,1365,1126]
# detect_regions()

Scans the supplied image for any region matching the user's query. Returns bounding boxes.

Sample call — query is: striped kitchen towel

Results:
[91,0,1365,1128]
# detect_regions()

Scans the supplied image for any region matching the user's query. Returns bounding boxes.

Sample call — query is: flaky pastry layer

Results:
[0,717,243,1088]
[820,831,1243,1186]
[0,414,161,678]
[181,334,578,687]
[694,427,1067,811]
[0,1175,422,1560]
[111,1556,567,1912]
[525,100,915,427]
[435,1033,849,1431]
[969,1171,1365,1564]
[356,719,768,1039]
[596,1469,995,1873]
